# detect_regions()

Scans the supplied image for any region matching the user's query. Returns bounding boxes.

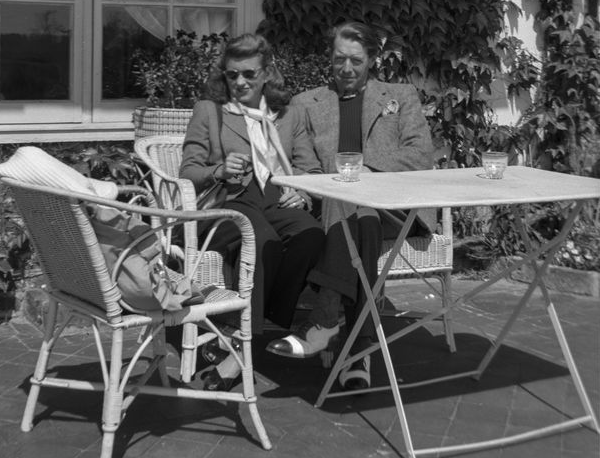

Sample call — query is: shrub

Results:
[132,30,226,108]
[274,43,331,95]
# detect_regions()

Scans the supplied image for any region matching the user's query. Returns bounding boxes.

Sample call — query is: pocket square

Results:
[382,99,400,116]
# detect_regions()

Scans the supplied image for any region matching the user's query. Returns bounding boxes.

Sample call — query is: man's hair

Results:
[328,21,379,59]
[204,33,291,111]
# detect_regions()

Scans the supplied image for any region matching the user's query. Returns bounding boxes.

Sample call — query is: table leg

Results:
[512,203,599,432]
[315,200,598,457]
[314,207,422,457]
[412,201,599,456]
[473,201,582,377]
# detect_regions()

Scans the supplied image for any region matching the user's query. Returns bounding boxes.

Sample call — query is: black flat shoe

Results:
[200,367,241,392]
[200,338,230,365]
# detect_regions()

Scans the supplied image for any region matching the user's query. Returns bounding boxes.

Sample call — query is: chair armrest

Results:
[157,176,197,212]
[116,184,158,208]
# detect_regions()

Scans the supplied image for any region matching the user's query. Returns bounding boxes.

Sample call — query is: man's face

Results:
[331,37,374,95]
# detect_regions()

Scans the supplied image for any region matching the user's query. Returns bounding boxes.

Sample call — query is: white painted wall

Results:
[487,0,587,126]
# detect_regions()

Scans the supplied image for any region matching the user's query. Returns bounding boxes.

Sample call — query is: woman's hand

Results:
[279,187,307,209]
[219,152,251,179]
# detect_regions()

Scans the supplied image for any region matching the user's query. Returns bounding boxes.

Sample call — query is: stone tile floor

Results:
[0,278,598,458]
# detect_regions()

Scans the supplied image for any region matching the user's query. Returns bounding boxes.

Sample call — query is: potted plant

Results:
[131,30,226,139]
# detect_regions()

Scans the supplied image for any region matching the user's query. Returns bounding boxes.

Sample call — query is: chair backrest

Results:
[145,137,184,181]
[3,178,122,320]
[134,135,187,211]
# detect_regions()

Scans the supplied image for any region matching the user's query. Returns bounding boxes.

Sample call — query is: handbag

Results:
[196,102,228,211]
[88,204,191,311]
[195,179,227,210]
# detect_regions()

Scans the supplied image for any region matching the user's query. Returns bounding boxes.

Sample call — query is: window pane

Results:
[102,4,233,100]
[0,3,72,101]
[102,6,166,99]
[178,0,235,4]
[174,7,233,36]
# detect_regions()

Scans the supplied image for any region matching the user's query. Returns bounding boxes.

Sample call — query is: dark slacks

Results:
[308,201,421,352]
[209,178,325,333]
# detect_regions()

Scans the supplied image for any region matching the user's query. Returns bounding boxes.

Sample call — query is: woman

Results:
[179,34,325,391]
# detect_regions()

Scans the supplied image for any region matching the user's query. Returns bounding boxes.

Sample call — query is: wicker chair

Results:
[134,135,235,383]
[2,177,271,458]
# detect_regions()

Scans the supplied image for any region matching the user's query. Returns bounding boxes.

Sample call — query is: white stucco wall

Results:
[487,0,587,126]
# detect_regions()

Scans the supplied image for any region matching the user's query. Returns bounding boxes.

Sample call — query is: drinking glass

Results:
[481,151,508,179]
[334,152,363,182]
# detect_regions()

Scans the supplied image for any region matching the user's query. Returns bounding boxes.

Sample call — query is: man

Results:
[266,21,434,390]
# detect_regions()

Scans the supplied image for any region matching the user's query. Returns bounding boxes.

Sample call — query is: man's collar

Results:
[337,82,368,100]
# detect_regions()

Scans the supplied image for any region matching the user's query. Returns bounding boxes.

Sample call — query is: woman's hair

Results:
[203,33,291,111]
[327,21,380,60]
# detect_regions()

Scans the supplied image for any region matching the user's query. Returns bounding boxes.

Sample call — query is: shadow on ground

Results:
[254,315,569,411]
[15,314,572,457]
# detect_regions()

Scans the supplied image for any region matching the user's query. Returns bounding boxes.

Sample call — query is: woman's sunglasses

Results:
[224,68,262,81]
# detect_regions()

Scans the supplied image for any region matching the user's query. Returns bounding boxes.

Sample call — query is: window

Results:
[93,0,237,123]
[0,1,82,124]
[0,0,262,142]
[1,3,72,100]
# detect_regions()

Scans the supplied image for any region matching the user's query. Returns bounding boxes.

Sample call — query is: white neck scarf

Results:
[224,97,293,192]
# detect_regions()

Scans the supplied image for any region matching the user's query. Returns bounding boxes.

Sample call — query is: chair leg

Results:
[440,271,456,353]
[238,309,272,450]
[153,325,170,387]
[100,327,125,458]
[248,402,272,450]
[180,323,198,383]
[21,297,60,432]
[241,338,272,450]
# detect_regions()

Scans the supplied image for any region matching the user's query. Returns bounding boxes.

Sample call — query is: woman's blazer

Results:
[180,100,322,195]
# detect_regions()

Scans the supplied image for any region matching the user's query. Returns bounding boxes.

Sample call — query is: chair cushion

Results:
[0,146,118,199]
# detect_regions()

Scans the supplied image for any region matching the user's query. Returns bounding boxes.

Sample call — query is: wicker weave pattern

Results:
[133,107,193,140]
[4,177,271,457]
[378,233,453,275]
[12,189,120,312]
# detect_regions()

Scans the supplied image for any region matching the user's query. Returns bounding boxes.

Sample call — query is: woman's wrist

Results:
[212,163,225,182]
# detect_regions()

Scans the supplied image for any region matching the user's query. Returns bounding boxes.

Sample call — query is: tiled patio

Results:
[0,277,598,458]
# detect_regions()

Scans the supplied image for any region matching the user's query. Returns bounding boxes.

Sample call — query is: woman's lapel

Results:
[222,111,250,143]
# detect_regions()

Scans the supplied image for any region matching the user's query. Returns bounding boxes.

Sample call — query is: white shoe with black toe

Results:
[266,321,339,358]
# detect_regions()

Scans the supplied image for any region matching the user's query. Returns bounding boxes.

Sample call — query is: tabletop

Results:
[272,166,600,210]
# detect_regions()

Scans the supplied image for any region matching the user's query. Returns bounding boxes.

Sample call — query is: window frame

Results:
[0,0,84,125]
[91,0,241,124]
[0,0,261,143]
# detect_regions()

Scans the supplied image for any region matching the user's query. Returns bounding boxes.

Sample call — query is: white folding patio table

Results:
[272,166,600,457]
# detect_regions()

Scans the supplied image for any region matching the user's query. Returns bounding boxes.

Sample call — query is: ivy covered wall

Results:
[259,0,599,176]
